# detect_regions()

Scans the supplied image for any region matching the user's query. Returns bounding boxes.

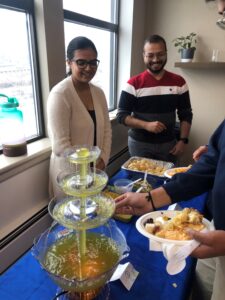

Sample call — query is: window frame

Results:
[63,0,119,111]
[0,0,45,147]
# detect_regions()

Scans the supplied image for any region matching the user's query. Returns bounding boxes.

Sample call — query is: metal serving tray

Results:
[121,156,174,178]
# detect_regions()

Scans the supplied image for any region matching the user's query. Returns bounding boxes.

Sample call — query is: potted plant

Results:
[172,32,197,62]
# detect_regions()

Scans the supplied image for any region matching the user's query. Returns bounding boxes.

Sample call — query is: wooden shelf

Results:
[174,62,225,69]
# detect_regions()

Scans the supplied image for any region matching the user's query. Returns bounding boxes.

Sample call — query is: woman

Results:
[47,36,111,197]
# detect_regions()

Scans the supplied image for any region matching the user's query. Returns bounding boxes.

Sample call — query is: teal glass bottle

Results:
[0,94,27,156]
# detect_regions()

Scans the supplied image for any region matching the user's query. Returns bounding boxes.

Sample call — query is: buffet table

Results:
[0,170,208,300]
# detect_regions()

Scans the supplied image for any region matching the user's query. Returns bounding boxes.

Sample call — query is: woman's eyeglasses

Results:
[72,59,100,68]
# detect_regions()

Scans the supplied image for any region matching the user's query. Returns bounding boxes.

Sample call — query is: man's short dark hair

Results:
[205,0,215,2]
[144,34,167,51]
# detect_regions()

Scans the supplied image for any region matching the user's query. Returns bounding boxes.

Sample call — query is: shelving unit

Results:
[174,62,225,69]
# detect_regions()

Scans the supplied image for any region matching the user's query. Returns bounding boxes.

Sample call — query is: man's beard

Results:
[147,59,167,74]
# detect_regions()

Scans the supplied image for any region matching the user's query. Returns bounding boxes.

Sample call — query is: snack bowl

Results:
[113,179,133,194]
[136,210,213,274]
[136,210,212,246]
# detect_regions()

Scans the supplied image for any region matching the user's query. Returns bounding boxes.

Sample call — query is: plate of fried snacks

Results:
[136,208,211,245]
[122,157,174,178]
[164,165,192,179]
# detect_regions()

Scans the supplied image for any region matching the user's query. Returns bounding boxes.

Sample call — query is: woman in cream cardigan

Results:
[47,36,112,197]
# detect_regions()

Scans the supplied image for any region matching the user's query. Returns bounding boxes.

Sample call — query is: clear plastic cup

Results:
[114,179,133,194]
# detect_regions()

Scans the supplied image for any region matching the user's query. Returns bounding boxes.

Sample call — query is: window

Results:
[0,0,43,149]
[63,0,117,23]
[63,0,119,111]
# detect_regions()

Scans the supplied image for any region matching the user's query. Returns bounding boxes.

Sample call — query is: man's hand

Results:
[170,140,186,156]
[193,145,208,162]
[144,121,167,134]
[115,192,152,216]
[188,229,225,258]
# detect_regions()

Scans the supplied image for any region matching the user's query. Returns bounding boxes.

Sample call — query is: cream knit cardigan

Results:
[47,76,112,197]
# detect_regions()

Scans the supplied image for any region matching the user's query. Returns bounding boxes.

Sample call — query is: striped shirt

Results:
[117,70,193,143]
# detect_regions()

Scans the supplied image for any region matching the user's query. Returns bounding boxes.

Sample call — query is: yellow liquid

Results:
[44,232,120,281]
[61,174,107,197]
[52,195,115,230]
[76,148,90,158]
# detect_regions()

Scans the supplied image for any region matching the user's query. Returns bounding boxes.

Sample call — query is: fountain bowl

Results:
[57,168,108,197]
[32,220,129,294]
[48,195,115,230]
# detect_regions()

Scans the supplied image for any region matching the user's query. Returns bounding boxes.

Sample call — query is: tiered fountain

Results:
[32,146,129,300]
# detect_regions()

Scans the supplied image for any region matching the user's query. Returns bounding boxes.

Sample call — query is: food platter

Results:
[136,210,212,246]
[164,165,192,179]
[122,156,174,178]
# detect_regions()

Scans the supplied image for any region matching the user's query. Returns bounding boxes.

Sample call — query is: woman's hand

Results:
[96,158,105,170]
[115,192,152,216]
[192,145,208,162]
[189,229,225,258]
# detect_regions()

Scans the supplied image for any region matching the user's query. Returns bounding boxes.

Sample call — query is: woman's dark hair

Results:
[144,34,167,52]
[66,36,98,76]
[66,36,98,60]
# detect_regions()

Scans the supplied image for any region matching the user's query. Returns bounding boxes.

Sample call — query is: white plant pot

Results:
[181,58,193,62]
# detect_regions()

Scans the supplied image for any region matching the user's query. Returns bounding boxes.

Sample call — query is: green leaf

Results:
[172,32,197,49]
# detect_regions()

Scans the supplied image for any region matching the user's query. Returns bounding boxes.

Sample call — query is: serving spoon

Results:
[126,177,142,188]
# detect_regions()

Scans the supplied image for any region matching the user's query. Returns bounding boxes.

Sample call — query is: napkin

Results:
[162,241,197,275]
[149,227,210,275]
[149,239,197,275]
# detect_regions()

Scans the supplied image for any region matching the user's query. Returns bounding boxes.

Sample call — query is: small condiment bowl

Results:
[114,179,133,194]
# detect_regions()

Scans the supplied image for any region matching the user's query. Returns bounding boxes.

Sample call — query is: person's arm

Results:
[165,121,224,202]
[179,120,192,141]
[117,85,166,133]
[170,120,191,156]
[170,80,193,155]
[124,115,166,134]
[116,88,135,124]
[115,186,172,215]
[96,158,105,170]
[47,88,72,156]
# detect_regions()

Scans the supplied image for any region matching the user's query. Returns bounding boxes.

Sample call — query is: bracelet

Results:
[146,192,156,211]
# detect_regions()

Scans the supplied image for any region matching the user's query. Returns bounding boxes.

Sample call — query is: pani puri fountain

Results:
[32,146,129,300]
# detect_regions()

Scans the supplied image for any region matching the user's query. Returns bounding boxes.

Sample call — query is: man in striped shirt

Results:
[117,34,193,163]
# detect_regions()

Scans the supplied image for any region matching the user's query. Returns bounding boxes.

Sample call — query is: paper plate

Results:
[164,166,191,179]
[136,210,212,246]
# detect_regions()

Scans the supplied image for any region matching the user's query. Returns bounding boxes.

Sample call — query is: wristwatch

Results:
[179,137,189,144]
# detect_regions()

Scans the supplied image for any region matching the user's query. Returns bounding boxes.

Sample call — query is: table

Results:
[0,170,208,300]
